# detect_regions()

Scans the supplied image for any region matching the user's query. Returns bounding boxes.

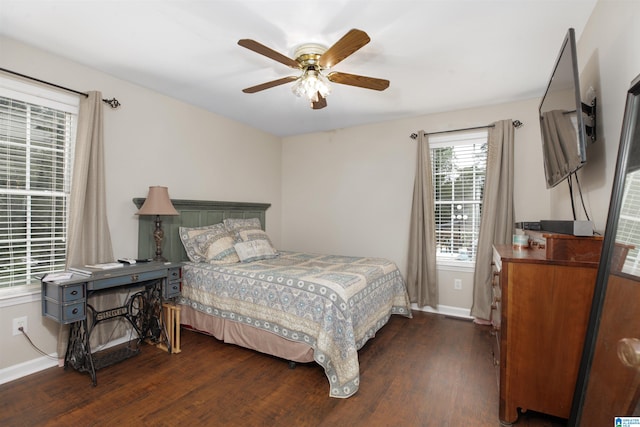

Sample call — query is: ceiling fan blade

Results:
[318,29,370,69]
[238,39,300,69]
[312,93,327,110]
[242,76,298,93]
[327,72,390,91]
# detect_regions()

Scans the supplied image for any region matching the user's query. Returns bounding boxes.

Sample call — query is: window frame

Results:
[0,76,79,297]
[429,130,488,267]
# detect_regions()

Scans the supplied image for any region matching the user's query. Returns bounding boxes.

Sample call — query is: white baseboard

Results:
[411,303,473,320]
[0,334,133,385]
[0,354,59,385]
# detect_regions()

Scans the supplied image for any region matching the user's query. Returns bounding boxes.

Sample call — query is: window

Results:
[0,78,78,289]
[430,130,488,263]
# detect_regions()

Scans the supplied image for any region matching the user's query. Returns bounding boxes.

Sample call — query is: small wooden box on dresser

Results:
[490,233,604,425]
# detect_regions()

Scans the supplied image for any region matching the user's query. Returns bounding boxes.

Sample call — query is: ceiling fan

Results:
[238,29,390,110]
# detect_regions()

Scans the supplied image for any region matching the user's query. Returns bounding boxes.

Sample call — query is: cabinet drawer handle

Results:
[72,308,78,315]
[71,290,78,295]
[131,274,139,281]
[618,338,640,369]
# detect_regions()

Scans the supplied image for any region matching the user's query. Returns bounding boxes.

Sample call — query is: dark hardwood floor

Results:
[0,311,567,426]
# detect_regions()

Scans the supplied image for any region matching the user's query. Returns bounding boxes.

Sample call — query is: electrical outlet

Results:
[12,316,27,336]
[454,279,462,290]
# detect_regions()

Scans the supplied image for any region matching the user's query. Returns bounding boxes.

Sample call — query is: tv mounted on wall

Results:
[539,28,596,189]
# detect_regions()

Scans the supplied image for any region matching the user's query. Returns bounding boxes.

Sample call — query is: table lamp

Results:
[136,186,179,261]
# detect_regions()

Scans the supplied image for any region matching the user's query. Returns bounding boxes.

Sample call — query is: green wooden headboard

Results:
[133,199,271,262]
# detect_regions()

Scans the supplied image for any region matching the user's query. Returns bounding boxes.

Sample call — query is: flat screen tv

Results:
[539,28,595,189]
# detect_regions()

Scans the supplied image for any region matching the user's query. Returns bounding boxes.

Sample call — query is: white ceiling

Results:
[0,0,598,137]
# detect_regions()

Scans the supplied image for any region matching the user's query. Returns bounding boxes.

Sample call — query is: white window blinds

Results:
[0,78,78,288]
[430,131,488,263]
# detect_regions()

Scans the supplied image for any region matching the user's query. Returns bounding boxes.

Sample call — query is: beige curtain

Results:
[471,120,515,321]
[66,92,113,267]
[58,91,116,358]
[406,131,438,309]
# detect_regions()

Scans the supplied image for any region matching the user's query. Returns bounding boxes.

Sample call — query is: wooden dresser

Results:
[491,234,603,425]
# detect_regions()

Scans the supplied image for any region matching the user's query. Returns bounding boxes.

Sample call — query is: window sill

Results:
[0,284,41,308]
[436,259,475,273]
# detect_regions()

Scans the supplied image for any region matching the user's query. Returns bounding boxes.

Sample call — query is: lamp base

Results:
[153,215,167,262]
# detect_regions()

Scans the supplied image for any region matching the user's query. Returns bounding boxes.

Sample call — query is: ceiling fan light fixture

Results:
[291,68,331,104]
[239,29,387,110]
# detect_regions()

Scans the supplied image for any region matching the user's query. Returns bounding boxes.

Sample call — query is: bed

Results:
[135,199,412,398]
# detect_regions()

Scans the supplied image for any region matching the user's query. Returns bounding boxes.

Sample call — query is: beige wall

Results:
[0,36,282,373]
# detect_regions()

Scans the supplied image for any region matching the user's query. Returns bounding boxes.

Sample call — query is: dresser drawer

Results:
[88,269,167,291]
[490,263,502,331]
[168,267,181,281]
[43,281,86,303]
[43,298,85,324]
[63,284,85,301]
[163,280,181,299]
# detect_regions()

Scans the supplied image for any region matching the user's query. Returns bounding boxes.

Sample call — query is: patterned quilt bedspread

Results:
[178,251,412,398]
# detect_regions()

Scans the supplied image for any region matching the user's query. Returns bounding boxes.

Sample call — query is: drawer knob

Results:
[71,290,78,295]
[72,308,78,314]
[131,274,139,281]
[618,338,640,369]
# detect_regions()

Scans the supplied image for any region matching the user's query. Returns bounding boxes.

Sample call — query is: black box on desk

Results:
[540,220,594,236]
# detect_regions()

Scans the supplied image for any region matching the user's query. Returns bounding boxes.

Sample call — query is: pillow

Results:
[234,240,278,263]
[237,228,275,247]
[179,223,240,263]
[223,217,263,238]
[223,217,278,260]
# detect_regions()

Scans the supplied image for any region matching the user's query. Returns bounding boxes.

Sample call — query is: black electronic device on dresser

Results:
[41,262,182,385]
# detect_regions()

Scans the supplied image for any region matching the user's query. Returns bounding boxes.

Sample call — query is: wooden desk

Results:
[42,262,182,385]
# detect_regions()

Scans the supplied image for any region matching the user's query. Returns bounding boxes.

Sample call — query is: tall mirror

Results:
[570,74,640,426]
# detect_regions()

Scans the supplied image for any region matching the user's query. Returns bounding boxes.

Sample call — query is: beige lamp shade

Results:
[136,186,179,216]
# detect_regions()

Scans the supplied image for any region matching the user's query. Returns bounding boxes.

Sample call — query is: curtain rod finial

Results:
[410,132,418,140]
[103,98,121,109]
[512,120,523,128]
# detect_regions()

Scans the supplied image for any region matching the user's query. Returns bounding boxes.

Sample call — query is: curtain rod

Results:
[0,67,121,109]
[409,120,523,139]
